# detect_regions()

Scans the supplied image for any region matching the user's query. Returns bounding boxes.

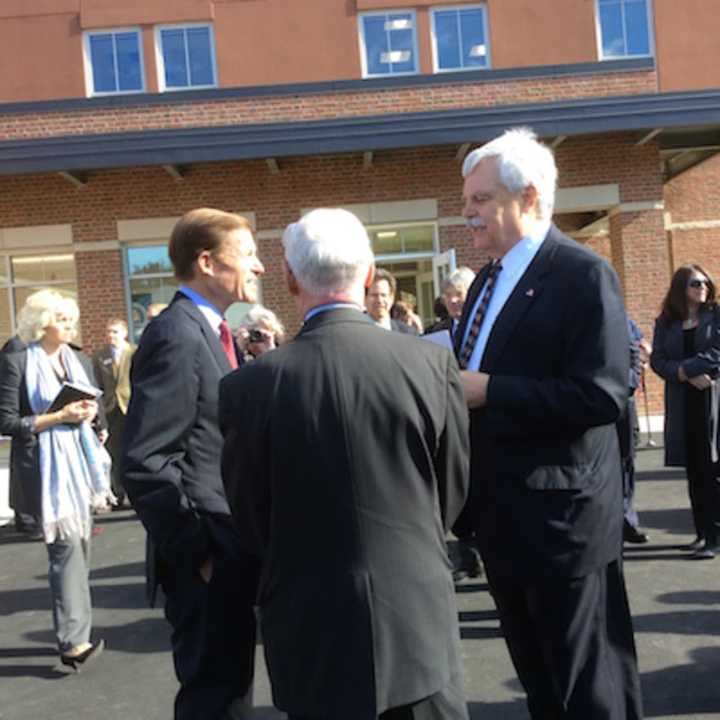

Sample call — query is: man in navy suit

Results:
[453,129,643,719]
[123,208,264,720]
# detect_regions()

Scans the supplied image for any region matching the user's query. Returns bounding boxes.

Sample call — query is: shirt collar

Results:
[497,219,550,277]
[304,302,363,323]
[179,286,224,334]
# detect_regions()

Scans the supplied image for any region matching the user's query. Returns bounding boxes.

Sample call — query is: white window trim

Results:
[154,22,218,92]
[429,4,491,74]
[358,10,420,79]
[82,27,146,97]
[594,0,655,60]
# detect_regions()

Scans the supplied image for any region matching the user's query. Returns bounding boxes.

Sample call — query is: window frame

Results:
[595,0,655,60]
[82,27,146,97]
[154,22,218,92]
[367,221,439,261]
[429,3,491,74]
[358,9,420,79]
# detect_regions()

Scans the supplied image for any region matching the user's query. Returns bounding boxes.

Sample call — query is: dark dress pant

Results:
[161,519,257,720]
[617,397,640,529]
[106,408,127,503]
[483,558,643,720]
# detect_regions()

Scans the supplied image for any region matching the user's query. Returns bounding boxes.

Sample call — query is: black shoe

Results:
[692,547,717,560]
[623,526,649,544]
[60,639,105,672]
[685,537,705,552]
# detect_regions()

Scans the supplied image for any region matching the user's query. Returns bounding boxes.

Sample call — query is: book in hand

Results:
[46,381,103,414]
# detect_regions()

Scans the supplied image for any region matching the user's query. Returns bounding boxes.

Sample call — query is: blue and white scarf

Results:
[25,343,114,543]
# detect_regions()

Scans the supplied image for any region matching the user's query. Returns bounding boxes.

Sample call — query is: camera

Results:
[248,329,265,343]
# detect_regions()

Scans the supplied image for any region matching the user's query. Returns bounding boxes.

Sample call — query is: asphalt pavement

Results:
[1,445,719,719]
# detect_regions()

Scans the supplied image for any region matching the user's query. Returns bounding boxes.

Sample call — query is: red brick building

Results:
[1,0,719,421]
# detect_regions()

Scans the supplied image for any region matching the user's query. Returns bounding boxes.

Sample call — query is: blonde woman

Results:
[0,290,111,670]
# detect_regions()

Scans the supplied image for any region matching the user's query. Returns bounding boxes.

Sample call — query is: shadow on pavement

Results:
[641,646,720,716]
[632,609,720,636]
[459,609,499,623]
[455,582,490,594]
[623,552,694,562]
[469,698,526,719]
[636,469,687,482]
[636,507,693,536]
[656,590,720,605]
[90,561,145,580]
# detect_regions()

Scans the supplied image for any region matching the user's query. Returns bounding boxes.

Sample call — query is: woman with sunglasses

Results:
[651,264,720,558]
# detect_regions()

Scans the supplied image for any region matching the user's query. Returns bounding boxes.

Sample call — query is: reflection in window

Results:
[597,0,652,58]
[11,255,76,284]
[128,275,179,343]
[359,11,418,77]
[369,225,435,255]
[157,25,217,90]
[126,246,174,276]
[86,29,144,95]
[431,5,489,72]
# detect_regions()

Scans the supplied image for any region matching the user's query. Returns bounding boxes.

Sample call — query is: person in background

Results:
[619,316,650,544]
[93,318,134,509]
[146,302,168,322]
[651,264,720,559]
[390,299,423,334]
[236,306,285,361]
[426,268,476,338]
[426,296,450,334]
[365,268,417,334]
[0,290,111,670]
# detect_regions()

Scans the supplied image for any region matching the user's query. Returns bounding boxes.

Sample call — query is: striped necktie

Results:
[458,262,503,370]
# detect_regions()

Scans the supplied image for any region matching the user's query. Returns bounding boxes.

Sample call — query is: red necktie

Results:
[459,262,503,370]
[219,319,238,370]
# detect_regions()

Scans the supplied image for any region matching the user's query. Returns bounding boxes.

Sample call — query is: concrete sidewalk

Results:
[0,447,719,719]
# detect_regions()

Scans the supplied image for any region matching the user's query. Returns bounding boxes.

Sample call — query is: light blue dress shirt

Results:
[178,285,224,336]
[460,221,551,372]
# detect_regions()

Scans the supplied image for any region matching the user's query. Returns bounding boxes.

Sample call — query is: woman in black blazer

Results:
[651,264,720,559]
[0,289,110,668]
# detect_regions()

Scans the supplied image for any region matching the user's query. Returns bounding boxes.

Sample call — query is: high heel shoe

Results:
[60,639,105,672]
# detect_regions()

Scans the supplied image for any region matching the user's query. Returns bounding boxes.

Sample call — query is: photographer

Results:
[236,306,286,361]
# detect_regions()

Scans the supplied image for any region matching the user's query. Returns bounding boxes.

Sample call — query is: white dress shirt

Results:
[460,220,551,372]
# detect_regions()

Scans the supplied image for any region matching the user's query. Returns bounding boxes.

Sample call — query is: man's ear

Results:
[364,263,376,290]
[195,249,214,277]
[283,260,299,296]
[521,184,539,215]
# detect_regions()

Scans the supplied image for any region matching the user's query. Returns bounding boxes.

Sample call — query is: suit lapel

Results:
[479,230,557,373]
[172,292,232,375]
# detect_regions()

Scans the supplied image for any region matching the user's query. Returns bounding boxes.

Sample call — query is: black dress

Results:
[683,328,720,546]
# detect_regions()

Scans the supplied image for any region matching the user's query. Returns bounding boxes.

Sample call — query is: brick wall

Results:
[0,69,656,141]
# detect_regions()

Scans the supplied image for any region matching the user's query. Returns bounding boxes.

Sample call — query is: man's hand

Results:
[689,374,713,391]
[460,371,490,409]
[198,556,213,584]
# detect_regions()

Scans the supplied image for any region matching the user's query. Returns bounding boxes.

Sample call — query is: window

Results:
[358,11,419,78]
[84,29,144,96]
[596,0,653,59]
[0,254,79,347]
[125,245,253,341]
[369,224,437,257]
[156,24,217,91]
[431,5,490,72]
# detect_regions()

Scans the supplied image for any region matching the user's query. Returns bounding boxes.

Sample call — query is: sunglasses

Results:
[689,279,710,289]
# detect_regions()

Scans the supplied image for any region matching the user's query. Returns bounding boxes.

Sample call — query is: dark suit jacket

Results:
[92,344,134,416]
[0,346,104,518]
[220,308,469,719]
[453,225,629,582]
[650,307,720,466]
[122,292,240,605]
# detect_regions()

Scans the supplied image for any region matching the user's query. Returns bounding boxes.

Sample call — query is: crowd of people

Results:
[1,127,719,720]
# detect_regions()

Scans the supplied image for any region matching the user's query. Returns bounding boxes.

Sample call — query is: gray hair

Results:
[462,127,557,218]
[282,209,374,295]
[238,305,286,343]
[441,266,476,295]
[16,289,79,343]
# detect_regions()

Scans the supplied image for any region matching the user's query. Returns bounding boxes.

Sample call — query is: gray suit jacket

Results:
[220,308,469,719]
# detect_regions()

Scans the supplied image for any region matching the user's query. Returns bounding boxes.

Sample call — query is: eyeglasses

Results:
[689,279,710,289]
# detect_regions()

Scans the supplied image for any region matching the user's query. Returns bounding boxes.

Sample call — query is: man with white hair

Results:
[220,208,470,720]
[453,129,643,719]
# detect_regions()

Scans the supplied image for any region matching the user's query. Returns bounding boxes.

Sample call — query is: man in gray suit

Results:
[221,208,470,720]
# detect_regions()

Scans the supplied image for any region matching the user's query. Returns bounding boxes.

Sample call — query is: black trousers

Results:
[162,540,257,720]
[484,558,643,720]
[106,408,127,502]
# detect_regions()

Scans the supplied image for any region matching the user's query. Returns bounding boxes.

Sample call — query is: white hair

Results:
[282,208,374,295]
[16,289,79,343]
[237,305,286,343]
[462,128,558,218]
[442,266,476,295]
